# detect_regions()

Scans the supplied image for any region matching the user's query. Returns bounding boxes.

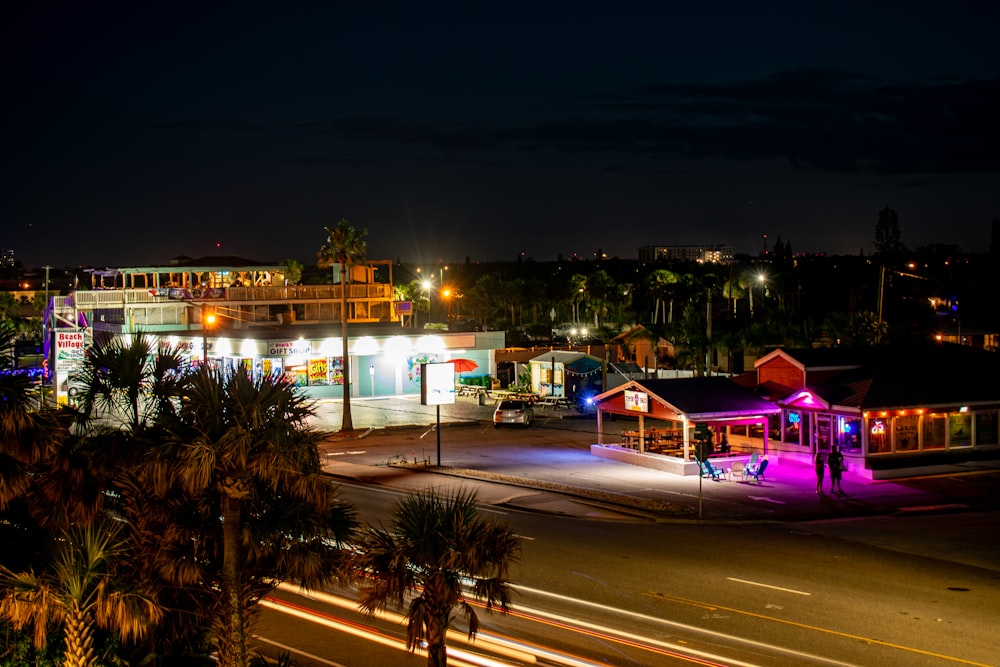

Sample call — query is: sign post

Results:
[420,362,456,466]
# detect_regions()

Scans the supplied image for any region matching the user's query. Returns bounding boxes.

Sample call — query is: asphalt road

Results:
[258,475,1000,667]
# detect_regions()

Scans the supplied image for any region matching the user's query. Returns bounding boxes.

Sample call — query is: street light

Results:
[442,288,453,321]
[201,304,216,363]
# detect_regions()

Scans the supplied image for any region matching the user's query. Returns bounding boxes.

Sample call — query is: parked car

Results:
[493,399,534,428]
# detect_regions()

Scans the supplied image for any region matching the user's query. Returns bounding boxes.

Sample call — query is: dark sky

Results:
[4,1,999,269]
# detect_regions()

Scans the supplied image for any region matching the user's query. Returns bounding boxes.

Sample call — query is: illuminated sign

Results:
[870,420,886,435]
[421,362,456,406]
[268,340,312,356]
[55,331,86,363]
[624,389,649,413]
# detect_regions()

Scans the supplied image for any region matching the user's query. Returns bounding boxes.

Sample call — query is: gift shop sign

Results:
[268,340,312,356]
[56,331,86,364]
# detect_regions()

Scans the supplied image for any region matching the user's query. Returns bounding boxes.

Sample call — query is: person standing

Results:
[814,449,825,494]
[828,445,845,494]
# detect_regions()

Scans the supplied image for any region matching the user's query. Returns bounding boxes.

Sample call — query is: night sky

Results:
[4,1,999,270]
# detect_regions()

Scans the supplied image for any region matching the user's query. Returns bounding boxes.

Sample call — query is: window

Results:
[895,414,919,452]
[948,412,972,448]
[976,411,998,445]
[869,418,890,454]
[922,413,947,450]
[784,410,801,445]
[837,417,862,453]
[768,414,781,442]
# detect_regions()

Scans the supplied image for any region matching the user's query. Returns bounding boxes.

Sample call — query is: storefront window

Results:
[922,413,946,450]
[976,411,998,445]
[868,418,889,454]
[329,357,345,385]
[895,414,919,452]
[948,412,972,448]
[308,358,329,385]
[837,417,862,453]
[768,414,781,442]
[784,410,801,445]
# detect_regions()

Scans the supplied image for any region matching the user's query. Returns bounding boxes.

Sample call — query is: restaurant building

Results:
[751,343,1000,478]
[589,343,1000,479]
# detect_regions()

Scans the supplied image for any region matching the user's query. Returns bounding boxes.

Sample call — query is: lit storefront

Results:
[155,330,498,399]
[755,344,1000,478]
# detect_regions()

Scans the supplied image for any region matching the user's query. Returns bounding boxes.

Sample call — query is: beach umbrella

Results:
[449,358,478,375]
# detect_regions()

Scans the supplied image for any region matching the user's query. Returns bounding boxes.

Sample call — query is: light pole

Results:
[442,288,452,322]
[422,279,432,324]
[878,262,917,326]
[201,304,216,363]
[755,272,766,317]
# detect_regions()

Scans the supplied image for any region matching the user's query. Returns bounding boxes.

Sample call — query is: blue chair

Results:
[701,460,725,481]
[746,457,769,483]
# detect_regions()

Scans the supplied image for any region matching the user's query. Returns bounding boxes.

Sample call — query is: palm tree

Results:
[279,258,304,285]
[74,331,186,436]
[568,273,588,324]
[158,365,356,667]
[644,270,678,325]
[353,489,520,667]
[0,521,162,667]
[586,269,616,330]
[317,219,367,432]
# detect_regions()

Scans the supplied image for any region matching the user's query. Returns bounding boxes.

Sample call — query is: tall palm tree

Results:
[353,489,520,667]
[586,269,616,330]
[644,269,677,325]
[0,521,162,667]
[317,219,367,432]
[159,365,356,667]
[568,273,588,324]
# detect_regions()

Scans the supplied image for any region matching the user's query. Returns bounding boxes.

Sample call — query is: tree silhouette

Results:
[353,489,520,667]
[874,206,905,256]
[317,219,368,432]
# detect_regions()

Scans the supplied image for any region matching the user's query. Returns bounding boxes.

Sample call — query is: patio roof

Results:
[593,376,780,420]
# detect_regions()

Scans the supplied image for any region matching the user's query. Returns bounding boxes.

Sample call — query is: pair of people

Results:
[815,445,845,494]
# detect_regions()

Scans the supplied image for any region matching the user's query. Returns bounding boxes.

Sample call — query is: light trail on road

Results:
[271,583,744,666]
[566,582,995,667]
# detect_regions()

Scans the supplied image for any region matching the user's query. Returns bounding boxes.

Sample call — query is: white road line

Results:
[726,577,812,595]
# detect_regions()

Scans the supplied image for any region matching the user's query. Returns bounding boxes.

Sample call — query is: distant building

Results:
[1,249,15,269]
[638,244,734,265]
[43,255,503,405]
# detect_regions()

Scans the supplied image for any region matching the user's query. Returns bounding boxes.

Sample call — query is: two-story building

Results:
[44,256,503,404]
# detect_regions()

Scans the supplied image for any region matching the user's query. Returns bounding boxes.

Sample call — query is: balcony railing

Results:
[70,284,393,308]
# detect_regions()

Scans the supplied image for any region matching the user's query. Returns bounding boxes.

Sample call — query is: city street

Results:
[243,393,1000,666]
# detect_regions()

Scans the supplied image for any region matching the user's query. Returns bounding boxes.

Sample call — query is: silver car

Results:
[493,399,534,428]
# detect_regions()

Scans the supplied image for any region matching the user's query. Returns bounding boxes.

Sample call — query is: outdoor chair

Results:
[746,452,760,471]
[729,460,745,481]
[746,457,769,483]
[701,460,725,481]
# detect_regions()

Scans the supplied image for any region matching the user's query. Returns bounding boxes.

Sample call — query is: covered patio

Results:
[589,377,780,476]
